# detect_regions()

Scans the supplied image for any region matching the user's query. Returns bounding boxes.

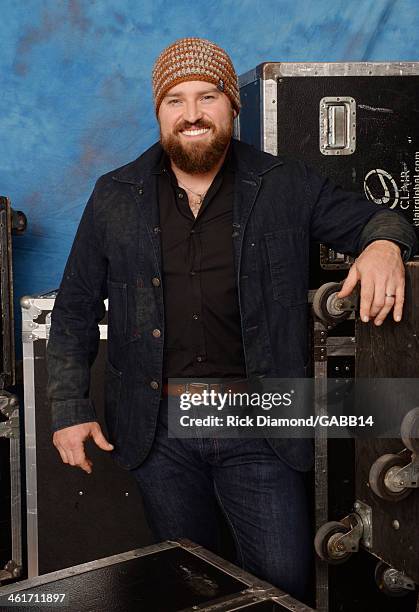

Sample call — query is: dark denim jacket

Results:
[47,139,417,472]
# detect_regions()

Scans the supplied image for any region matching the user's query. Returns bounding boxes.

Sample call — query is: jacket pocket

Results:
[104,360,122,438]
[264,226,307,306]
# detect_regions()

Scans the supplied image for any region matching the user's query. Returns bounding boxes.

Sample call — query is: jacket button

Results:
[150,380,159,390]
[151,277,161,287]
[152,329,161,338]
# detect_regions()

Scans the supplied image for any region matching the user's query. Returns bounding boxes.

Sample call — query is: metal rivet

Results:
[150,380,159,390]
[152,329,161,338]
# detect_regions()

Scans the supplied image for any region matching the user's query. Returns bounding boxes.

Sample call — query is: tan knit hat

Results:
[152,37,241,115]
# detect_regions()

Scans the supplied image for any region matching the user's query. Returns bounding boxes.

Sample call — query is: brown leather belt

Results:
[163,380,249,397]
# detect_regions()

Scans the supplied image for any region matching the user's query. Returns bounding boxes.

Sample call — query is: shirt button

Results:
[178,192,184,199]
[150,380,159,390]
[152,329,161,338]
[153,226,160,234]
[151,277,161,287]
[190,270,196,276]
[196,356,206,363]
[137,188,143,195]
[192,313,199,320]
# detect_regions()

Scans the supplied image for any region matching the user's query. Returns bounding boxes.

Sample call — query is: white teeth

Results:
[182,128,210,136]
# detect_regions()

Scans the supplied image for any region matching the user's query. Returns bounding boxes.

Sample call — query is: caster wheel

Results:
[400,407,419,453]
[369,454,412,502]
[375,561,413,597]
[312,282,348,325]
[314,521,352,564]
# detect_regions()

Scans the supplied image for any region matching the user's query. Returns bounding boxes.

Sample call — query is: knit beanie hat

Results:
[152,37,241,116]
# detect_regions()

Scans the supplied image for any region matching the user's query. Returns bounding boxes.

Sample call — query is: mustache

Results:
[176,120,213,133]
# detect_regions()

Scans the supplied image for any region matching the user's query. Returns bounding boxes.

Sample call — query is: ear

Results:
[232,109,238,119]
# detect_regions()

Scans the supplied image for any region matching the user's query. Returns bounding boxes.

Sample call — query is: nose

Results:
[183,99,203,124]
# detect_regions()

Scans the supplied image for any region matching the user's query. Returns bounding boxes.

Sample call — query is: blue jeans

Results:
[131,399,312,602]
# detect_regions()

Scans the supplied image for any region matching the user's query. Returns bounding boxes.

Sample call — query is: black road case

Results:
[237,61,419,288]
[21,293,153,578]
[237,63,419,611]
[1,196,26,584]
[0,539,315,612]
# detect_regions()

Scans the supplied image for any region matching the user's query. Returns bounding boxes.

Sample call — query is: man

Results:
[47,38,417,601]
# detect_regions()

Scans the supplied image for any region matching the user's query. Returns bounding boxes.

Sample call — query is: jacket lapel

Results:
[231,139,283,275]
[112,143,163,272]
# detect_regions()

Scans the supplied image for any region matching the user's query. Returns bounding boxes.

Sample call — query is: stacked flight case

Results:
[0,539,315,612]
[21,292,153,578]
[237,62,419,611]
[0,196,26,585]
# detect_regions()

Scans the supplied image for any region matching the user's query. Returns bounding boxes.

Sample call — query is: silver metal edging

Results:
[0,541,179,595]
[10,434,22,568]
[239,61,419,82]
[269,61,419,77]
[30,324,108,341]
[182,539,273,590]
[261,77,277,156]
[22,323,38,578]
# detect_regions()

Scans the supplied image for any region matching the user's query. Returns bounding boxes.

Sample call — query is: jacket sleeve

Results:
[357,208,418,261]
[305,163,418,259]
[47,182,107,432]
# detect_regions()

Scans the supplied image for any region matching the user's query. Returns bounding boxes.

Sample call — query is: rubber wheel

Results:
[314,521,352,564]
[374,561,412,597]
[312,282,348,325]
[369,454,412,502]
[400,407,419,453]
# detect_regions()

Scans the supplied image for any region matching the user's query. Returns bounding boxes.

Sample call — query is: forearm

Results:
[46,183,107,432]
[358,209,418,261]
[47,295,104,431]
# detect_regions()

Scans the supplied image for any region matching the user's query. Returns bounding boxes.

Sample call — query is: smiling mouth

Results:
[180,128,211,137]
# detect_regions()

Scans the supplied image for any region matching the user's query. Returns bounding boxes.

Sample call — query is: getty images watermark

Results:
[165,378,419,439]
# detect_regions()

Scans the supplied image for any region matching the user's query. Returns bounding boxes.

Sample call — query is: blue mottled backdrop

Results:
[1,0,418,347]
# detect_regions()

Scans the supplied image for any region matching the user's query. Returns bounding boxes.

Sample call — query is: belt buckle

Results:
[185,382,210,395]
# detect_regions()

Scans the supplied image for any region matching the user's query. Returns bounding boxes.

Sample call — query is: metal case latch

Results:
[320,97,356,155]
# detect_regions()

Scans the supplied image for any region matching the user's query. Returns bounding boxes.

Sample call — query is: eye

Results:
[202,95,215,101]
[168,99,181,105]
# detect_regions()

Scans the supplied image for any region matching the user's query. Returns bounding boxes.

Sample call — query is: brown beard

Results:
[160,118,233,174]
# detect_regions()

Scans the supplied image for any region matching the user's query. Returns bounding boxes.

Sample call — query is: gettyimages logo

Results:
[364,168,400,209]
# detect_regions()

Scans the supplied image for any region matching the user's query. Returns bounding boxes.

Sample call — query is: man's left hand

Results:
[337,240,405,325]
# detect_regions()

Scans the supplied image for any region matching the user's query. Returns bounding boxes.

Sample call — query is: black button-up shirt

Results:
[156,145,246,379]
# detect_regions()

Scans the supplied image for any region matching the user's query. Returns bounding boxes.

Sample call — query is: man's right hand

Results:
[52,422,114,474]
